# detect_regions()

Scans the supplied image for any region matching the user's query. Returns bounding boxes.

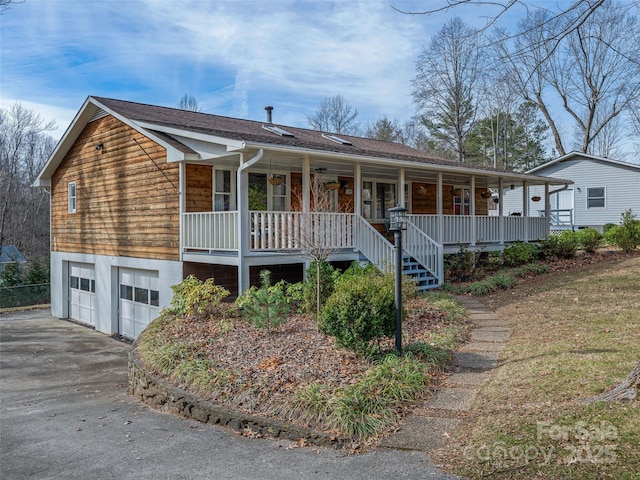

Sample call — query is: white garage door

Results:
[119,268,160,339]
[69,263,96,326]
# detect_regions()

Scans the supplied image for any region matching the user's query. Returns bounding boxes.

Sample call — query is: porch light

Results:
[388,205,407,355]
[388,205,408,232]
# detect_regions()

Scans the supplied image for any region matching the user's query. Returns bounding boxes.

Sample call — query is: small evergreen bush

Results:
[236,270,290,334]
[165,275,230,317]
[301,260,341,314]
[538,230,579,259]
[604,209,640,253]
[502,242,539,266]
[317,267,397,356]
[577,227,603,254]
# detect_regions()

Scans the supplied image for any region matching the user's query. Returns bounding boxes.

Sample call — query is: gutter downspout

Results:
[237,148,264,295]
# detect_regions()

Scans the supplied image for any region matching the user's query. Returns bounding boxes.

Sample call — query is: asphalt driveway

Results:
[0,310,459,480]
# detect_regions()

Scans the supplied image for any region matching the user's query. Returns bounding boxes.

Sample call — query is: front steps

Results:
[402,254,439,291]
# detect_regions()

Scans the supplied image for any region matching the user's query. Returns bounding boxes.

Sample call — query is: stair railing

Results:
[404,220,444,286]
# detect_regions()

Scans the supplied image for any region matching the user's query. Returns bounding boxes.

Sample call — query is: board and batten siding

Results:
[50,115,180,261]
[502,157,640,227]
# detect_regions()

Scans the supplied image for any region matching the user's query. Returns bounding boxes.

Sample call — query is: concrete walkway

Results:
[381,296,509,453]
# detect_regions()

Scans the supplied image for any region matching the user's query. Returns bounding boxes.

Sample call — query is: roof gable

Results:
[0,245,26,264]
[528,151,640,174]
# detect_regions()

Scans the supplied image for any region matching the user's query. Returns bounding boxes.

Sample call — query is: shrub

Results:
[317,267,396,356]
[444,244,475,281]
[301,260,341,314]
[604,209,640,253]
[236,270,290,334]
[502,242,539,266]
[165,275,230,317]
[603,223,617,234]
[577,227,603,254]
[537,230,579,259]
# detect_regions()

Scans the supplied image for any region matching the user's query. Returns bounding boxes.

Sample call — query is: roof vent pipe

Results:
[265,106,273,123]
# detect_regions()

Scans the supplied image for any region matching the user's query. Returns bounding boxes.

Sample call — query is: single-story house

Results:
[34,96,571,339]
[502,152,640,231]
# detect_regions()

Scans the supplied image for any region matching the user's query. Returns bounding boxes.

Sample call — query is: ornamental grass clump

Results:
[287,354,430,443]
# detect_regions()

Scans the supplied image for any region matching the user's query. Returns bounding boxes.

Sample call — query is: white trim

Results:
[68,182,77,213]
[527,151,640,174]
[586,186,606,209]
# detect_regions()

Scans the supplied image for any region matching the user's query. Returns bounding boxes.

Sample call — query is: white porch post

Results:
[437,172,443,243]
[355,163,362,216]
[522,180,529,242]
[470,175,476,247]
[544,182,550,236]
[499,177,504,245]
[237,149,263,295]
[179,162,186,261]
[302,155,311,213]
[399,168,405,208]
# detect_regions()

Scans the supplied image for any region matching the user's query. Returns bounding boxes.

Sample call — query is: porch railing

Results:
[408,214,549,244]
[183,211,238,251]
[249,211,355,251]
[540,209,574,229]
[404,221,443,284]
[354,215,394,273]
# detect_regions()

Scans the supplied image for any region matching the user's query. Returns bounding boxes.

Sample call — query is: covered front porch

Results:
[177,145,568,293]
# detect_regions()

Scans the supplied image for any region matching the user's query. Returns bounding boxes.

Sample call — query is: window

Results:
[262,125,295,137]
[453,187,470,215]
[362,180,397,221]
[68,182,77,213]
[248,172,288,211]
[214,169,232,211]
[587,187,605,208]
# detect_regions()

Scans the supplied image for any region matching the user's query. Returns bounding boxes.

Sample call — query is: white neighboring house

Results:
[502,152,640,231]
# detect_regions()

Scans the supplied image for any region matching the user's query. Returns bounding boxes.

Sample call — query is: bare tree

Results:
[395,0,607,43]
[176,94,202,112]
[412,17,486,162]
[290,174,343,315]
[0,104,56,258]
[0,0,24,14]
[496,3,640,155]
[307,95,360,135]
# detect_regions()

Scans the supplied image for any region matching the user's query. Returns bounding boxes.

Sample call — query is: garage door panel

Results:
[69,262,95,326]
[119,268,159,339]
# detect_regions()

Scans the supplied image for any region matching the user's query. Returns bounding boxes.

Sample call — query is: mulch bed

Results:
[146,296,469,419]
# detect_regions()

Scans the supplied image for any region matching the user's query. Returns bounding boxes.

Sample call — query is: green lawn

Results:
[435,253,640,479]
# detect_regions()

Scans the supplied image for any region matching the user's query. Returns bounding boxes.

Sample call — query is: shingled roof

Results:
[92,97,507,172]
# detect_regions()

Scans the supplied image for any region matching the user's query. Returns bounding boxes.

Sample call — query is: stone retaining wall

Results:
[128,345,344,448]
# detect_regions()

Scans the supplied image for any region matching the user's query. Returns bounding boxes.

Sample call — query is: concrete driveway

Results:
[0,310,459,480]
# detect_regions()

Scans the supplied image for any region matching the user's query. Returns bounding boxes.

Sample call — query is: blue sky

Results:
[2,0,548,140]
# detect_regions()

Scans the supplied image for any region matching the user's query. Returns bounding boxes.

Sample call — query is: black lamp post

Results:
[388,205,407,355]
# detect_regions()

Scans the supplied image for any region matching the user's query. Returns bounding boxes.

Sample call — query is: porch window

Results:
[214,169,232,211]
[362,180,396,221]
[453,187,470,215]
[68,182,76,213]
[587,187,605,209]
[248,172,288,211]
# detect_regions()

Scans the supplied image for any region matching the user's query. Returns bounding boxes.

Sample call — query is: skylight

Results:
[262,124,295,137]
[322,133,352,145]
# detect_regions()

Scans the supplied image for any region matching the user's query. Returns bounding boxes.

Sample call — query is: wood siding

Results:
[185,164,212,212]
[51,115,180,260]
[410,183,488,215]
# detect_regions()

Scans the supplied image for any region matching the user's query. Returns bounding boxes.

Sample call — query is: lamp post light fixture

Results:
[388,205,408,355]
